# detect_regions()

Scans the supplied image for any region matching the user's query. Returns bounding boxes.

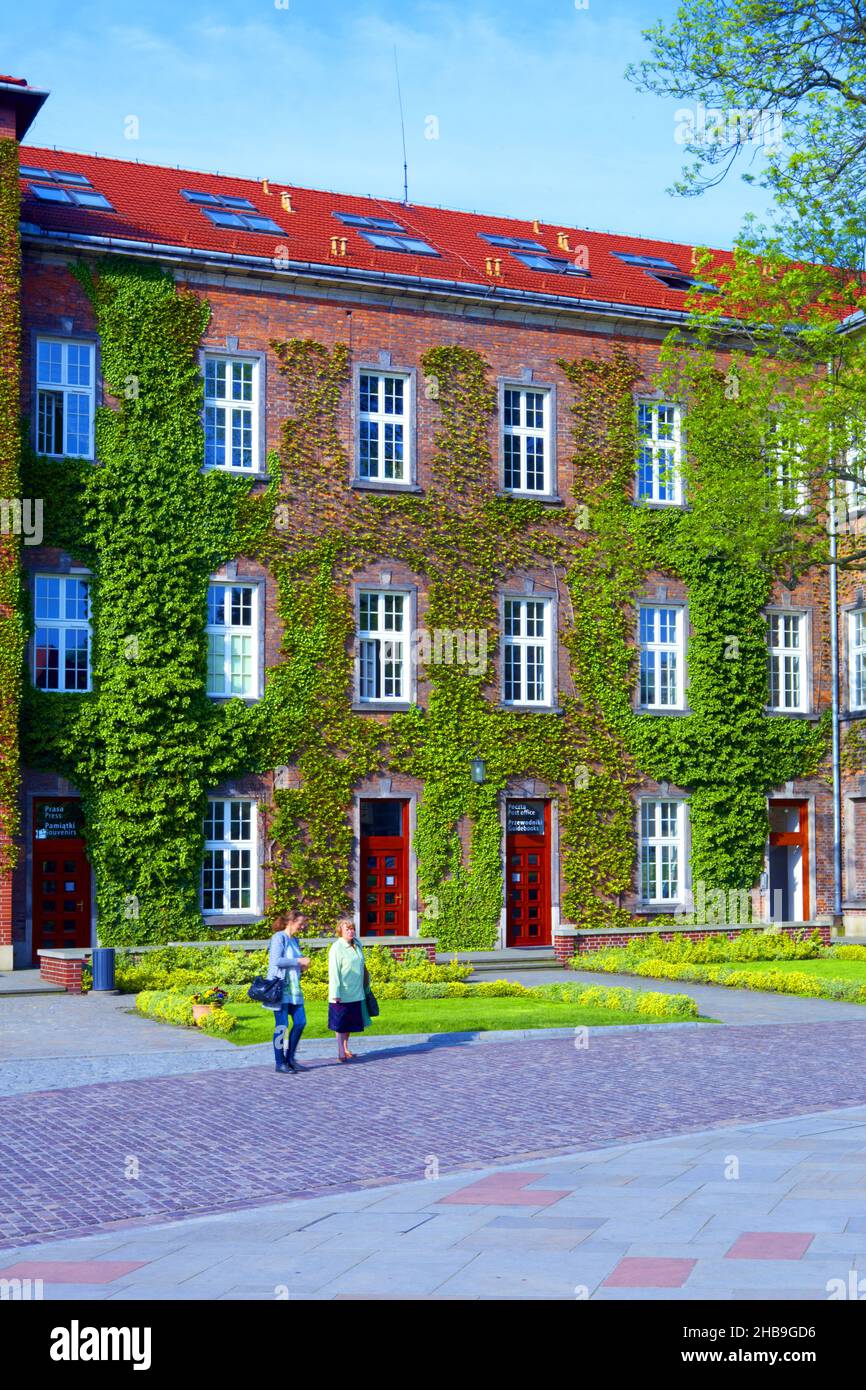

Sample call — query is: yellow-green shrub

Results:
[199,1007,237,1035]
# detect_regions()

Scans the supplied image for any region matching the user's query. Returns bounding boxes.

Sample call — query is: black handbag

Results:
[248,975,283,1008]
[362,964,380,1017]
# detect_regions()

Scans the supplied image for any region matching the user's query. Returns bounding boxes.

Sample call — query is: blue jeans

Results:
[273,1001,306,1067]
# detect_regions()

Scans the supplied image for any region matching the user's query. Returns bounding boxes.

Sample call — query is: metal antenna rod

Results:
[393,46,409,206]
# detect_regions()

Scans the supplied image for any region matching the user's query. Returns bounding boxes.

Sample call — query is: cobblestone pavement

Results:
[2,1105,865,1299]
[3,1021,866,1248]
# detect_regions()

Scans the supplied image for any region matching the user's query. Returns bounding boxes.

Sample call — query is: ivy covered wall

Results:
[14,257,828,947]
[0,137,24,886]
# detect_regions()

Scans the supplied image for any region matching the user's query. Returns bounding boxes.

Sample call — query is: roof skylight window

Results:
[361,231,440,256]
[648,271,716,293]
[20,167,93,186]
[182,189,257,211]
[333,212,405,231]
[613,252,680,270]
[511,252,590,277]
[479,233,547,252]
[21,165,114,209]
[181,189,284,235]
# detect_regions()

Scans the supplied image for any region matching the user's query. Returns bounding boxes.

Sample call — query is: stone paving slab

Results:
[5,1020,866,1248]
[2,1104,866,1299]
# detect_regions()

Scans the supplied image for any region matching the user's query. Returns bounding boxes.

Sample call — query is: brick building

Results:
[0,74,852,972]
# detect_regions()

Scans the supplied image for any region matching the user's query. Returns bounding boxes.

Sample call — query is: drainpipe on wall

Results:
[829,466,844,926]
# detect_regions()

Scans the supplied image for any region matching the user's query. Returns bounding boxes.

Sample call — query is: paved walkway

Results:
[2,1105,865,1299]
[3,1017,866,1249]
[0,992,704,1097]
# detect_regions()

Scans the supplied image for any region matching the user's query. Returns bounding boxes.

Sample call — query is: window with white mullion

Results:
[206,582,258,698]
[202,799,256,913]
[636,401,682,505]
[358,590,407,702]
[640,799,683,903]
[639,605,683,710]
[845,444,866,518]
[503,597,551,706]
[503,387,550,493]
[850,610,866,711]
[768,612,807,712]
[767,419,809,515]
[36,339,95,458]
[203,356,257,471]
[358,372,409,482]
[33,574,91,692]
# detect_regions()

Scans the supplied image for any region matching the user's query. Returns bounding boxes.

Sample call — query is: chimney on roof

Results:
[0,75,48,142]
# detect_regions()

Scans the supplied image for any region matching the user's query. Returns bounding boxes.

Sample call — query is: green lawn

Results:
[224,997,705,1046]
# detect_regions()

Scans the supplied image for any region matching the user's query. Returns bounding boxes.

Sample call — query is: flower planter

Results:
[192,1003,214,1024]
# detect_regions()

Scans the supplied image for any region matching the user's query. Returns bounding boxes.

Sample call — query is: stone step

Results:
[443,949,558,974]
[0,978,66,996]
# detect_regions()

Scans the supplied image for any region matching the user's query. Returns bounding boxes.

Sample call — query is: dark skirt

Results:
[328,1000,366,1033]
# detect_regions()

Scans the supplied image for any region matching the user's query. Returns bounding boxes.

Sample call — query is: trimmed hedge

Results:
[136,989,238,1034]
[571,947,866,1004]
[118,942,472,994]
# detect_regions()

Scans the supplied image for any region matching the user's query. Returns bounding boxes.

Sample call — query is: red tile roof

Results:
[19,144,725,315]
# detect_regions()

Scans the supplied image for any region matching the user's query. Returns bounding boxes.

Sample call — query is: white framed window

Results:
[203,355,259,471]
[640,799,686,904]
[845,445,866,520]
[358,371,412,483]
[768,612,808,712]
[206,582,259,699]
[639,605,685,710]
[767,420,809,515]
[202,799,257,914]
[36,338,95,458]
[503,597,553,706]
[849,610,866,711]
[503,386,551,494]
[636,401,683,505]
[33,575,91,692]
[358,590,407,702]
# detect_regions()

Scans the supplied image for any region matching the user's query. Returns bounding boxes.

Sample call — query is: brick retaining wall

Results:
[553,921,833,965]
[37,952,85,992]
[38,935,437,991]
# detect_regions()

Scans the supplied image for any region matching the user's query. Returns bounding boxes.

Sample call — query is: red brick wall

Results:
[0,843,12,950]
[38,954,85,991]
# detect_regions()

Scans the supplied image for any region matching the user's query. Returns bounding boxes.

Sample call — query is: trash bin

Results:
[91,946,116,992]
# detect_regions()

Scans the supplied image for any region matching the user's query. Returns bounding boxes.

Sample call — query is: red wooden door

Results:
[506,800,551,946]
[32,799,92,962]
[360,799,409,936]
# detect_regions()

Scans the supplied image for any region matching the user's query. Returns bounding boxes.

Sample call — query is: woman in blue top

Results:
[267,911,310,1074]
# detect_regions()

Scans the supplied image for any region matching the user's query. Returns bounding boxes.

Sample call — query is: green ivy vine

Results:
[0,137,24,873]
[14,255,828,947]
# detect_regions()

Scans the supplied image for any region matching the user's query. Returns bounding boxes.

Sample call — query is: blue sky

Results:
[7,0,773,249]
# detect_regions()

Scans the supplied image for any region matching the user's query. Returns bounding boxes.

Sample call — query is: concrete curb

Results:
[281,1018,710,1057]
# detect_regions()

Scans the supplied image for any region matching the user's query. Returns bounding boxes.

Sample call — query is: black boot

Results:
[273,1041,292,1074]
